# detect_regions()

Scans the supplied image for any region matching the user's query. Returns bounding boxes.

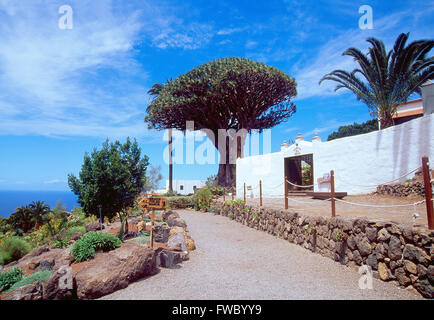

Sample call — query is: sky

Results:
[0,0,433,191]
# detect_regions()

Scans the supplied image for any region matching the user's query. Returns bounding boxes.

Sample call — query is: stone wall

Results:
[211,201,434,298]
[375,182,425,197]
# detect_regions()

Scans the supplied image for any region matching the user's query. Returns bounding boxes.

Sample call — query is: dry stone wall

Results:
[375,182,425,197]
[211,201,434,298]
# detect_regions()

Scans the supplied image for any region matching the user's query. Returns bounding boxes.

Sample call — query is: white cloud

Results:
[44,179,66,184]
[217,27,246,35]
[0,1,213,139]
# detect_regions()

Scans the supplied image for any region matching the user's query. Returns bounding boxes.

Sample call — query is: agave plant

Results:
[320,33,434,129]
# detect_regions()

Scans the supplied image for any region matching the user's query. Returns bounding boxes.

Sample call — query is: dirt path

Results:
[101,210,422,300]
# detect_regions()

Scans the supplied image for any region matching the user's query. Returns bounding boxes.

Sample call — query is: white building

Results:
[236,98,434,196]
[164,179,207,195]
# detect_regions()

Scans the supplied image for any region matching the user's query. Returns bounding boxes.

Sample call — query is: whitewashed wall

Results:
[236,114,434,196]
[165,179,206,195]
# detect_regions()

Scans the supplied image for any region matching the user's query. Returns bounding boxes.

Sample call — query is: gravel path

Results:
[101,210,422,300]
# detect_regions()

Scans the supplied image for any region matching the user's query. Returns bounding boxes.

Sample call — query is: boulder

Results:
[2,281,43,300]
[43,265,74,300]
[162,210,179,220]
[403,244,431,266]
[75,242,156,300]
[185,237,196,251]
[168,217,187,228]
[388,236,402,260]
[169,226,187,237]
[69,232,82,241]
[167,233,188,252]
[153,224,170,243]
[54,248,75,268]
[355,235,371,257]
[85,221,104,233]
[39,257,55,271]
[24,246,51,259]
[378,262,389,281]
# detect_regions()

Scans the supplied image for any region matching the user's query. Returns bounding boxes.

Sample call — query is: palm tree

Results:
[28,201,50,229]
[319,33,434,129]
[10,206,33,233]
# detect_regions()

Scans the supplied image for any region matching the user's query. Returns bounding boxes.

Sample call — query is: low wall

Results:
[211,201,433,298]
[375,182,425,197]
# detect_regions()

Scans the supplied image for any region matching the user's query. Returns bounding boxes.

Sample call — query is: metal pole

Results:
[243,183,246,202]
[330,170,336,217]
[422,156,434,229]
[259,180,262,207]
[97,205,102,231]
[284,176,288,210]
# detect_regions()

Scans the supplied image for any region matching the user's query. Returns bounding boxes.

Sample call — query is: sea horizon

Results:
[0,190,80,218]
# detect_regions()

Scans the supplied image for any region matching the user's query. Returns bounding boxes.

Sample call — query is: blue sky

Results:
[0,0,433,191]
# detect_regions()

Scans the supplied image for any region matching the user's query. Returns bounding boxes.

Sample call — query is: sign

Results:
[139,197,167,210]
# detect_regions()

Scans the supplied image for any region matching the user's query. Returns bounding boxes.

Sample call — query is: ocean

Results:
[0,190,80,218]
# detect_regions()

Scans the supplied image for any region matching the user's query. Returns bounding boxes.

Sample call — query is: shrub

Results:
[4,270,51,293]
[193,187,213,211]
[71,231,122,263]
[0,237,31,265]
[0,267,24,292]
[167,196,194,209]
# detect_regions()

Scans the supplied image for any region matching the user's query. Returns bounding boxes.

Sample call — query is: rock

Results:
[85,221,104,233]
[167,217,187,228]
[156,249,182,268]
[388,236,402,260]
[403,260,418,275]
[366,253,378,270]
[366,227,377,242]
[403,244,431,266]
[162,210,179,220]
[185,237,196,251]
[355,235,371,256]
[69,232,82,241]
[413,279,434,299]
[54,248,75,267]
[394,267,411,286]
[169,226,187,237]
[167,233,188,252]
[43,265,74,300]
[353,250,363,265]
[2,281,43,300]
[374,243,387,261]
[428,265,434,282]
[75,242,156,300]
[153,224,170,243]
[22,246,51,259]
[377,228,391,241]
[137,221,146,232]
[378,262,389,281]
[39,258,55,271]
[346,235,356,250]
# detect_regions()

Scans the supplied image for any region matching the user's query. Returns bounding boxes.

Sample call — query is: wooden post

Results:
[232,185,234,200]
[149,209,155,248]
[284,176,288,210]
[223,187,226,202]
[259,180,263,207]
[243,183,246,202]
[422,156,434,229]
[330,170,336,217]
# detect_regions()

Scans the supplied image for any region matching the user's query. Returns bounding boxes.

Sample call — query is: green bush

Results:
[167,196,194,209]
[72,231,122,263]
[0,267,24,292]
[0,237,31,265]
[4,270,51,293]
[193,187,213,211]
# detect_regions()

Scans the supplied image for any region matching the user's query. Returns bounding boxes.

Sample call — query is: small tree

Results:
[68,138,149,227]
[143,165,163,193]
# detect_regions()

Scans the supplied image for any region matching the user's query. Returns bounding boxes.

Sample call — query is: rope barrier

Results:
[285,179,317,188]
[335,167,421,188]
[286,197,331,206]
[333,198,425,208]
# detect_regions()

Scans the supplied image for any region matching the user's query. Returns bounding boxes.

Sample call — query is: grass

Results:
[4,270,51,293]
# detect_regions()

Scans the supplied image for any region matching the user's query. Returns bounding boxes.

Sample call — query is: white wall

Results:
[165,180,206,195]
[236,114,434,196]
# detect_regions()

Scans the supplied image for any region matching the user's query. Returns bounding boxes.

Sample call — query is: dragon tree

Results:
[145,57,297,187]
